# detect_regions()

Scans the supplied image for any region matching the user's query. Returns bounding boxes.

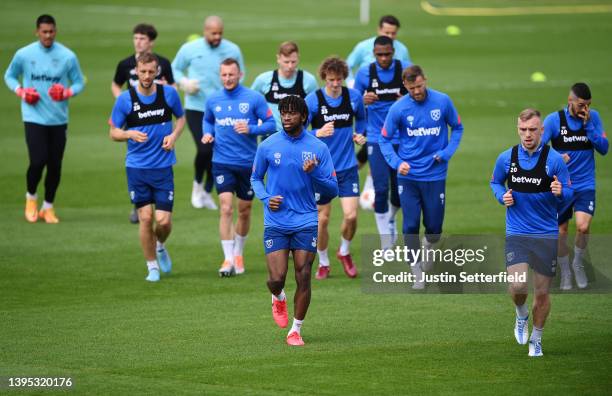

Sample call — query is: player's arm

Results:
[396,41,412,64]
[307,147,338,198]
[162,88,186,151]
[379,107,404,170]
[549,154,573,201]
[201,102,216,143]
[585,112,609,155]
[4,52,40,104]
[108,95,147,142]
[172,46,199,94]
[346,42,362,84]
[66,55,85,96]
[490,152,511,206]
[251,146,272,204]
[303,72,319,95]
[435,96,464,162]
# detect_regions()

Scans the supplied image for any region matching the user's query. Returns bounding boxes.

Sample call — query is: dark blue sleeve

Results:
[353,66,369,94]
[310,145,338,197]
[251,145,271,203]
[436,95,463,162]
[249,94,276,135]
[586,111,608,155]
[379,104,403,169]
[203,99,215,136]
[490,151,509,205]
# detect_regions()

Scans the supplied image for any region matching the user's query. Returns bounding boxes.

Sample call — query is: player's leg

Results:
[213,163,237,275]
[507,261,529,345]
[233,167,255,274]
[369,143,392,249]
[37,124,66,223]
[152,167,175,273]
[398,179,423,288]
[556,197,574,289]
[138,204,160,282]
[315,202,332,278]
[571,191,595,288]
[528,236,556,357]
[23,122,49,222]
[186,110,216,209]
[338,196,359,278]
[420,180,446,272]
[264,227,291,329]
[388,155,401,245]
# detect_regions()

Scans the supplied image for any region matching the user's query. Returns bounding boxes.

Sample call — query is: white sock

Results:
[290,318,303,334]
[363,174,373,190]
[573,246,585,268]
[26,192,37,200]
[531,326,543,341]
[156,241,165,251]
[339,237,351,256]
[421,236,433,249]
[42,201,53,210]
[147,260,159,270]
[515,303,529,319]
[193,180,204,191]
[318,249,329,266]
[221,240,234,262]
[375,211,390,236]
[389,204,400,222]
[272,289,286,302]
[233,233,247,256]
[558,255,570,275]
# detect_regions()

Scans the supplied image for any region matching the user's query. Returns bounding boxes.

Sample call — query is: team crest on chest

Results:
[302,151,313,161]
[239,102,249,114]
[430,109,441,121]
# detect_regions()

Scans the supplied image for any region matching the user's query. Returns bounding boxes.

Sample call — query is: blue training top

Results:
[251,129,338,231]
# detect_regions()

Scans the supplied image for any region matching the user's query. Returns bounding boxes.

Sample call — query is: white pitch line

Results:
[421,0,612,16]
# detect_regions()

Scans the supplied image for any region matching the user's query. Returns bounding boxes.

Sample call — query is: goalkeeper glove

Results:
[16,87,41,105]
[179,78,200,94]
[48,83,73,101]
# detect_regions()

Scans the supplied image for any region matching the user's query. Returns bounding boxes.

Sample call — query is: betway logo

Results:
[273,92,290,100]
[375,87,400,95]
[216,117,250,127]
[563,135,588,143]
[406,126,441,137]
[30,73,61,83]
[323,113,350,122]
[511,174,541,185]
[138,108,165,119]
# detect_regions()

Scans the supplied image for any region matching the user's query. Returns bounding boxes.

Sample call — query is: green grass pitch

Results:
[1,0,611,394]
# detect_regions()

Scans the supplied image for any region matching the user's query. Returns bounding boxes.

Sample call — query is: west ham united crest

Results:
[239,102,249,113]
[430,109,441,121]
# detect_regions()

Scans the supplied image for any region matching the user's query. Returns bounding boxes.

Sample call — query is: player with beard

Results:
[172,16,245,210]
[251,96,337,345]
[109,53,185,282]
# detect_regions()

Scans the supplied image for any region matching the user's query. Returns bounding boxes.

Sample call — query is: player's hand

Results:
[162,133,177,151]
[363,91,379,105]
[398,162,410,175]
[16,87,40,105]
[179,78,200,94]
[353,133,366,145]
[316,122,334,138]
[434,154,442,163]
[201,134,214,144]
[550,175,562,196]
[234,121,250,134]
[268,195,283,211]
[503,189,514,207]
[303,154,319,173]
[577,106,590,125]
[127,130,148,143]
[48,83,73,101]
[158,77,168,85]
[561,153,570,163]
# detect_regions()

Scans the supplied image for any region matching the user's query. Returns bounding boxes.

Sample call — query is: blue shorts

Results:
[263,226,318,254]
[558,189,595,225]
[398,179,445,240]
[126,166,174,212]
[505,235,558,277]
[316,166,359,205]
[212,162,254,201]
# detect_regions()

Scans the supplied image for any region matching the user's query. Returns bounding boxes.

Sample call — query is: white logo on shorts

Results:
[247,189,253,196]
[367,145,373,156]
[440,193,445,205]
[130,191,135,200]
[311,236,317,247]
[239,102,249,114]
[216,175,224,184]
[589,201,594,211]
[398,185,403,195]
[315,192,320,202]
[265,239,273,248]
[506,252,515,262]
[169,191,174,201]
[352,183,358,193]
[430,109,441,121]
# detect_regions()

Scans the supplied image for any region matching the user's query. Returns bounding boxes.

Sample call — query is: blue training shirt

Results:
[491,143,573,235]
[346,36,411,82]
[110,85,184,169]
[379,88,463,181]
[203,84,275,167]
[4,41,85,125]
[305,87,366,171]
[354,59,411,144]
[542,107,608,191]
[251,69,318,132]
[172,38,245,112]
[251,129,338,230]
